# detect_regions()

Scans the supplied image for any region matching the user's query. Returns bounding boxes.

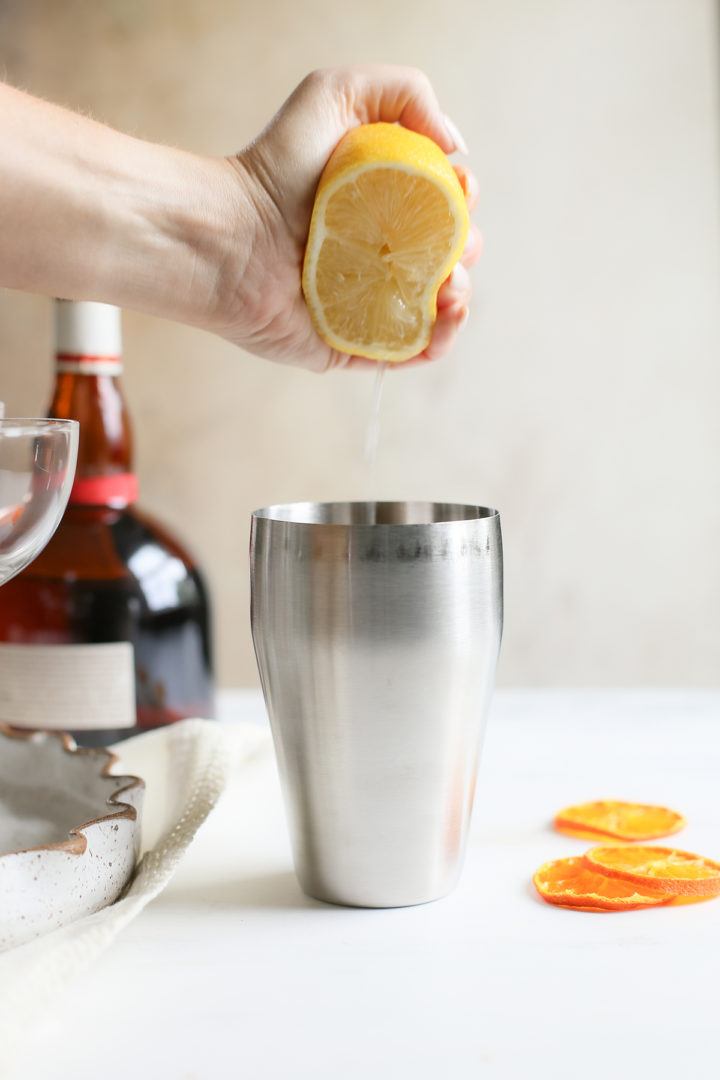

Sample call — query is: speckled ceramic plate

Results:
[0,726,144,951]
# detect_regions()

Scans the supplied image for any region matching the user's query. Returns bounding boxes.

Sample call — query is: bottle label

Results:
[0,642,136,732]
[55,353,123,376]
[69,472,139,507]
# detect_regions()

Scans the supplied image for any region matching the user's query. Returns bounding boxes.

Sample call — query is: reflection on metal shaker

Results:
[250,501,503,908]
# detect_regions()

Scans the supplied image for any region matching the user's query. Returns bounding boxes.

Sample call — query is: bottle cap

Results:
[54,300,122,357]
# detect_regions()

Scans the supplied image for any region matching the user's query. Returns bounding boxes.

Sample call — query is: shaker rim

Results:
[251,500,500,527]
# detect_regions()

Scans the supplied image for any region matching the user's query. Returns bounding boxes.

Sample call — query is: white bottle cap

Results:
[54,300,122,357]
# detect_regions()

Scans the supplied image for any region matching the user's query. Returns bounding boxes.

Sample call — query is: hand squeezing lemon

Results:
[302,122,470,363]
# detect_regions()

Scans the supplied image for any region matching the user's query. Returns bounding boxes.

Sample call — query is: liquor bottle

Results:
[0,300,214,746]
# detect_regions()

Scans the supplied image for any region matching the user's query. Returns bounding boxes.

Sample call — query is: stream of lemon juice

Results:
[363,362,387,490]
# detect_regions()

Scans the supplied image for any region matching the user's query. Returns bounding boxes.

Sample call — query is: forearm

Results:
[0,83,252,330]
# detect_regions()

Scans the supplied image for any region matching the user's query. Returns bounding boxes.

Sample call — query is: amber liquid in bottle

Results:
[0,301,214,746]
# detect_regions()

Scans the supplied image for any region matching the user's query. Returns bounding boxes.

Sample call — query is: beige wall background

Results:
[1,0,718,689]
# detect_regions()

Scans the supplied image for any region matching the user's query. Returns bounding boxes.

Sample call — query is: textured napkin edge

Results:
[0,719,270,1071]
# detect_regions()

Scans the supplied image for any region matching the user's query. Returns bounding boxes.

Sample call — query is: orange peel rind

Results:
[582,845,720,898]
[554,800,686,842]
[533,856,672,912]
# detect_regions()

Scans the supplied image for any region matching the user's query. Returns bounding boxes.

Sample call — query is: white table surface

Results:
[8,688,720,1080]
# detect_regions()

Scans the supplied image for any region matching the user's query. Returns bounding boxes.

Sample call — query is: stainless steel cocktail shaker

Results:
[250,501,503,908]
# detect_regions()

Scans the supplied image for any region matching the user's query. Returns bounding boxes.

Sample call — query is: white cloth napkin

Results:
[0,718,271,1068]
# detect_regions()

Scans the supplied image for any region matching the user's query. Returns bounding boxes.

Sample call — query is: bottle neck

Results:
[50,300,137,509]
[49,362,138,508]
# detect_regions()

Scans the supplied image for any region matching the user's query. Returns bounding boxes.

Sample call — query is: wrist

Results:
[101,142,257,336]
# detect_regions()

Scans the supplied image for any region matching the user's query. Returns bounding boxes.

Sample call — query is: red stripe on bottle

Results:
[55,353,122,365]
[69,473,138,507]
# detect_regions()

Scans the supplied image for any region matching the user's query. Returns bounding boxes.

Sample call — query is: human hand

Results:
[218,65,481,372]
[0,70,478,372]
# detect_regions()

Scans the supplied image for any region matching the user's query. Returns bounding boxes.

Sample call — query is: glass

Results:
[0,419,79,586]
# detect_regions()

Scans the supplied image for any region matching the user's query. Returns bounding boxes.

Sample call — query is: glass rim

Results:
[0,418,79,435]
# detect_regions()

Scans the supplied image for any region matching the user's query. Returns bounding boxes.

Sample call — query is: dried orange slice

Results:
[302,123,469,361]
[533,856,672,911]
[554,800,685,842]
[583,846,720,897]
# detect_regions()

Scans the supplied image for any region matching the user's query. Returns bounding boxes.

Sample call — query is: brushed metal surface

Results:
[250,501,503,908]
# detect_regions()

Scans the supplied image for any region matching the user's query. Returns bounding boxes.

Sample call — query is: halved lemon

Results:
[302,122,469,362]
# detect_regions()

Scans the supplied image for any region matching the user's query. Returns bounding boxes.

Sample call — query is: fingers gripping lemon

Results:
[301,123,470,362]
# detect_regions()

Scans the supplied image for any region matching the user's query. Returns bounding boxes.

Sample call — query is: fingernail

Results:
[463,170,479,204]
[443,113,469,155]
[458,306,470,331]
[449,263,470,292]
